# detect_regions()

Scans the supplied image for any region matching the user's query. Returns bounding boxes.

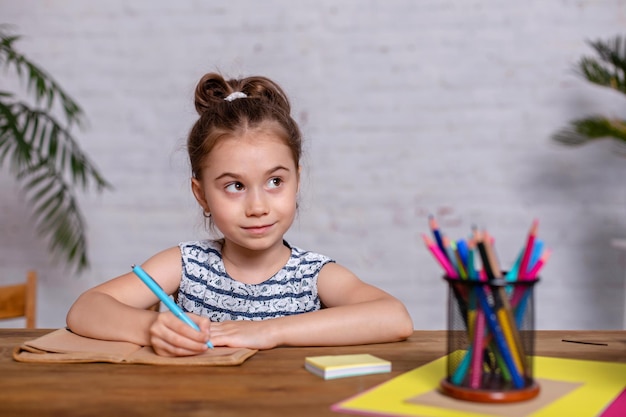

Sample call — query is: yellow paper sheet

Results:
[332,355,626,417]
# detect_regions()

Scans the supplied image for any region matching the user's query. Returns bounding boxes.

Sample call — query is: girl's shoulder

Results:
[179,239,221,250]
[176,239,336,270]
[178,239,223,260]
[285,241,335,267]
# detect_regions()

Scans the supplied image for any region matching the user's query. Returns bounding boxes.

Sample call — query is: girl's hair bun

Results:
[194,73,291,116]
[194,73,230,115]
[187,72,302,182]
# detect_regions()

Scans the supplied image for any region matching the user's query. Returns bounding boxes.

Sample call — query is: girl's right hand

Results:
[149,311,212,357]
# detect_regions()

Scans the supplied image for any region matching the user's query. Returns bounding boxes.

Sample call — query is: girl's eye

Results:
[225,182,245,193]
[267,177,282,189]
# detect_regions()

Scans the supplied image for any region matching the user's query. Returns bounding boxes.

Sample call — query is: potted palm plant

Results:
[552,34,626,146]
[552,34,626,315]
[0,26,110,272]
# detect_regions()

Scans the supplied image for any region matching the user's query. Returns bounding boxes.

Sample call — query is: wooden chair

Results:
[0,270,37,328]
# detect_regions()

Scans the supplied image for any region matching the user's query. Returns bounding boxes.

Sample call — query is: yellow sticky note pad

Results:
[305,354,391,380]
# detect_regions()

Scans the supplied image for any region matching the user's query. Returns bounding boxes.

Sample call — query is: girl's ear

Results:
[297,165,302,193]
[191,178,210,213]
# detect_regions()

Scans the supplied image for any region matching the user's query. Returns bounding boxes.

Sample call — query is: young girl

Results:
[66,73,413,356]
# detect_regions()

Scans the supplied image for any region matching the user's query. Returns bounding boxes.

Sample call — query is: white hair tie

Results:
[224,91,247,102]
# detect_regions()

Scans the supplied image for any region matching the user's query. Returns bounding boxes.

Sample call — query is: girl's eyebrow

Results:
[266,165,291,175]
[213,172,239,181]
[213,165,291,182]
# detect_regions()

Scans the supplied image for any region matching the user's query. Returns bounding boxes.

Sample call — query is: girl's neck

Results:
[220,239,291,285]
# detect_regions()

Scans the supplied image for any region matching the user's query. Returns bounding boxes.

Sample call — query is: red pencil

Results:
[422,234,458,278]
[526,248,551,279]
[518,219,539,280]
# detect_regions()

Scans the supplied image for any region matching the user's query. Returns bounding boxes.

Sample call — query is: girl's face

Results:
[191,127,299,253]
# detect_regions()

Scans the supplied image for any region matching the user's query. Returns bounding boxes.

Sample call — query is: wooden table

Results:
[1,329,625,417]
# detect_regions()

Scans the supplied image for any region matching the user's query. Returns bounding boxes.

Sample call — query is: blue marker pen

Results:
[131,264,214,349]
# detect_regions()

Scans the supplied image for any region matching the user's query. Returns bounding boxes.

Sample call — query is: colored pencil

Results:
[455,239,470,280]
[131,265,214,349]
[443,236,459,274]
[510,248,549,310]
[475,229,526,378]
[475,285,525,388]
[518,219,539,280]
[529,240,544,273]
[466,239,478,280]
[451,345,473,385]
[526,248,551,279]
[423,218,548,391]
[422,234,457,278]
[428,215,449,261]
[469,307,486,388]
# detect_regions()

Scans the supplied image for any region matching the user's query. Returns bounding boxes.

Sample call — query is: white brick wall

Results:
[1,0,625,329]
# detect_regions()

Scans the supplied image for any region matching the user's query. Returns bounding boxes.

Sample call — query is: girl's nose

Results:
[245,189,269,217]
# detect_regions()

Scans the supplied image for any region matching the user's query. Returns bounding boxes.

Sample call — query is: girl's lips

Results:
[243,224,273,235]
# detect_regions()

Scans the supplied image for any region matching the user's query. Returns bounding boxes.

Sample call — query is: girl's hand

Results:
[149,311,212,357]
[208,320,276,350]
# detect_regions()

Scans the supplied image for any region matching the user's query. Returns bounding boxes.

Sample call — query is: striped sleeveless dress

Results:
[176,240,334,322]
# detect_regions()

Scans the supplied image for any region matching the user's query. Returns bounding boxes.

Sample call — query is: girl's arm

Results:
[66,246,211,354]
[208,262,414,349]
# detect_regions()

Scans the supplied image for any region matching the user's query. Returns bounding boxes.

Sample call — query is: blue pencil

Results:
[475,287,525,388]
[132,264,214,349]
[429,215,449,261]
[456,239,470,270]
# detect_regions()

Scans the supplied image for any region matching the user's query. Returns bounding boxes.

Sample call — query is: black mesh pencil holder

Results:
[440,275,540,403]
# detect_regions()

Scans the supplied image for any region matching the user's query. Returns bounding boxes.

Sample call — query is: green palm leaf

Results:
[552,34,626,147]
[0,26,110,271]
[580,36,626,93]
[553,116,626,146]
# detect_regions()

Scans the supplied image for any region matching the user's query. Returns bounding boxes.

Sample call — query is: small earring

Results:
[203,211,211,218]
